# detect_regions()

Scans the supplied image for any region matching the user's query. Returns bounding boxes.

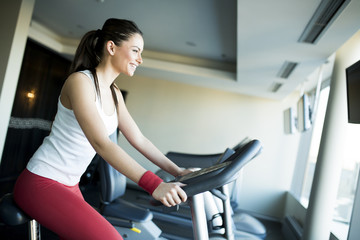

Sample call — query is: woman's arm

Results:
[61,73,186,206]
[114,87,186,177]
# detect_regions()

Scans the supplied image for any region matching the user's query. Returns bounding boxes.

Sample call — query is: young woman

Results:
[14,18,190,240]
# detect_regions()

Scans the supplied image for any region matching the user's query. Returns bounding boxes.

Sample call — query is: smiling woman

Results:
[13,18,193,240]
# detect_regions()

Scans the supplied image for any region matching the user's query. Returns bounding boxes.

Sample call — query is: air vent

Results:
[270,82,283,93]
[277,61,298,79]
[298,0,351,44]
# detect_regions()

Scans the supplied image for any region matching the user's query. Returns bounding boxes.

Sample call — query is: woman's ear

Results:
[106,41,116,56]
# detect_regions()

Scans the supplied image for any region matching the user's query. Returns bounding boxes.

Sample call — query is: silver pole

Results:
[189,193,209,240]
[29,219,40,240]
[221,184,235,240]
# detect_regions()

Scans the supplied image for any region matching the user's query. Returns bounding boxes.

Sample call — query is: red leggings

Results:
[13,169,122,240]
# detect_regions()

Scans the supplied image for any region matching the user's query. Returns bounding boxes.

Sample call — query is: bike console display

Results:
[173,139,262,197]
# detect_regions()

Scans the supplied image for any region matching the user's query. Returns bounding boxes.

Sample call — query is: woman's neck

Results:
[95,64,119,88]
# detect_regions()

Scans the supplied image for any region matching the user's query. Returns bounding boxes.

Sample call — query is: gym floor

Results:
[0,213,284,240]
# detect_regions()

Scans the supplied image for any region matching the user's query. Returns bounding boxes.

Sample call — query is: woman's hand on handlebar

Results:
[152,182,187,207]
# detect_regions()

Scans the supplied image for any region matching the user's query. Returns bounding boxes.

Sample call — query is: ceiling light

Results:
[298,0,351,44]
[270,82,283,93]
[186,41,196,47]
[277,61,298,79]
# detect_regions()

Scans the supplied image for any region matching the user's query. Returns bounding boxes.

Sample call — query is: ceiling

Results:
[30,0,360,100]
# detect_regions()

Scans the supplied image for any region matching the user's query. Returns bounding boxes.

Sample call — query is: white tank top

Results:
[26,70,118,186]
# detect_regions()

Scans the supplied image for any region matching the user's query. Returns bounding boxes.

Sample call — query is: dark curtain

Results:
[0,39,71,193]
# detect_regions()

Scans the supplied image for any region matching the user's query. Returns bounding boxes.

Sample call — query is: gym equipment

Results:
[0,131,164,240]
[0,136,262,240]
[155,138,266,239]
[97,131,164,239]
[98,137,263,239]
[168,138,263,240]
[0,193,40,240]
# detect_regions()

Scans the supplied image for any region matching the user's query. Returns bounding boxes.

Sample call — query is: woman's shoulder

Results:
[62,72,94,98]
[66,71,93,86]
[61,71,96,108]
[69,70,91,79]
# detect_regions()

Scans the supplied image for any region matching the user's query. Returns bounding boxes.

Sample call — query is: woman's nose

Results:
[137,54,143,65]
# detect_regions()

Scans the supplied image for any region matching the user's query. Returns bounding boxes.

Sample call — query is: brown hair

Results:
[69,19,143,106]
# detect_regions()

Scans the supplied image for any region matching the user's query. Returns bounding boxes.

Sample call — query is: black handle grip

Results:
[181,139,261,197]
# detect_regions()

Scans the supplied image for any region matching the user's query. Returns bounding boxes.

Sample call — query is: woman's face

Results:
[112,33,144,76]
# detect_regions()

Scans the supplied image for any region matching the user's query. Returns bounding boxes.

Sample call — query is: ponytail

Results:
[69,19,142,107]
[69,30,101,74]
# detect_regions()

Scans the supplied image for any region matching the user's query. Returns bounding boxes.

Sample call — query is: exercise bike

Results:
[153,138,266,239]
[163,139,263,240]
[0,138,262,240]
